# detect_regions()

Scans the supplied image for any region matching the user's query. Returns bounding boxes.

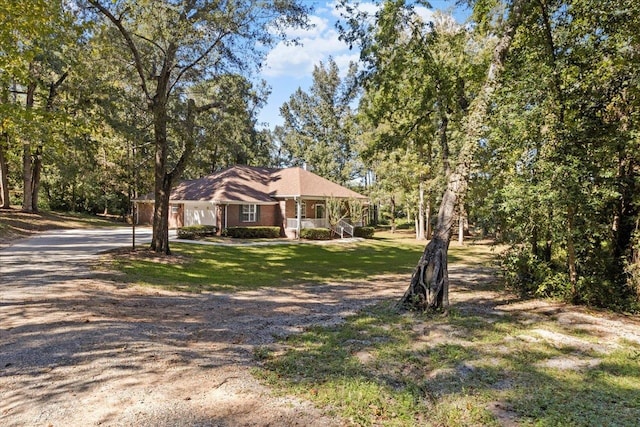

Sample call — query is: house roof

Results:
[137,165,368,204]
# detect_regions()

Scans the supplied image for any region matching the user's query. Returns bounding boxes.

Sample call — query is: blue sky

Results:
[257,0,470,130]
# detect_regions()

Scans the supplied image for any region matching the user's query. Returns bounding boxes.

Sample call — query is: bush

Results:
[177,225,217,240]
[499,246,554,297]
[300,228,332,240]
[353,226,375,239]
[223,226,280,238]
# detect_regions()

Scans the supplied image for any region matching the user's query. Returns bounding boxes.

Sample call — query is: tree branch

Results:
[168,30,231,95]
[88,0,151,101]
[46,71,68,110]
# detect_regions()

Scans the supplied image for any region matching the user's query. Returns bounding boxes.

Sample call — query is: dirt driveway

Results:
[3,230,639,426]
[0,229,402,426]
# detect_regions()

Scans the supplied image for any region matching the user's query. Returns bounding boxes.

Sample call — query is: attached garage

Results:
[183,202,216,226]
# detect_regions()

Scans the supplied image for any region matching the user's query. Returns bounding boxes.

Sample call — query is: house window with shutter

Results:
[241,204,257,222]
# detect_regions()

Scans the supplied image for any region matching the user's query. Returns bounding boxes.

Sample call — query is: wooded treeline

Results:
[1,0,638,310]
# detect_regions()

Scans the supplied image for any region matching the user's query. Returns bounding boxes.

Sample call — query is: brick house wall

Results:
[224,204,280,228]
[135,202,183,229]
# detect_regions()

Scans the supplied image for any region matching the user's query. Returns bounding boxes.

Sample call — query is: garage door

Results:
[184,204,216,226]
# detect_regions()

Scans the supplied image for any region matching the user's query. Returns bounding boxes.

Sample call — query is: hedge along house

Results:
[134,165,369,238]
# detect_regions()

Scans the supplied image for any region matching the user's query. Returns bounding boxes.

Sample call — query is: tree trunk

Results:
[22,81,36,212]
[458,208,464,246]
[399,173,459,311]
[426,199,432,239]
[567,205,578,300]
[150,95,172,254]
[398,0,529,312]
[390,196,396,233]
[0,133,10,209]
[417,181,426,240]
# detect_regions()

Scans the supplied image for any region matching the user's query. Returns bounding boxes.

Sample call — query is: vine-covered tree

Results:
[341,0,530,311]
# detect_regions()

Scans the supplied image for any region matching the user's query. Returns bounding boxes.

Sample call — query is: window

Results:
[171,205,179,214]
[297,201,306,219]
[315,204,325,219]
[241,204,257,222]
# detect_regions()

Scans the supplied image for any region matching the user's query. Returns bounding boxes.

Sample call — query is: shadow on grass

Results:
[256,280,640,426]
[113,241,425,292]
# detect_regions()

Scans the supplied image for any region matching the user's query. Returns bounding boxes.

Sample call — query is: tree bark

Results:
[22,81,36,212]
[0,133,10,209]
[417,181,426,240]
[398,0,530,312]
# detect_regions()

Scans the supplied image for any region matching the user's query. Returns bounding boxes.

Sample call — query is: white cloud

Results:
[263,3,354,79]
[280,14,329,39]
[328,0,380,19]
[414,5,435,24]
[333,52,360,77]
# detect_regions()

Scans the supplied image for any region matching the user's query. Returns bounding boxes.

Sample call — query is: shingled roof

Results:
[142,165,367,204]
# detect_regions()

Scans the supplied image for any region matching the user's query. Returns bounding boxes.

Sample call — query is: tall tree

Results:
[278,57,360,185]
[0,0,79,212]
[341,0,530,311]
[478,0,640,308]
[87,0,309,254]
[184,75,272,177]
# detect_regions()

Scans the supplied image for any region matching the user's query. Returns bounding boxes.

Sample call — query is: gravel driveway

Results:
[0,228,402,426]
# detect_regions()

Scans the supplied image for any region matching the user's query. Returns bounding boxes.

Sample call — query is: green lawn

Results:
[111,231,497,293]
[112,238,425,292]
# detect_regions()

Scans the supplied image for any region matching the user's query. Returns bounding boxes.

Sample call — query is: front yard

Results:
[107,232,640,426]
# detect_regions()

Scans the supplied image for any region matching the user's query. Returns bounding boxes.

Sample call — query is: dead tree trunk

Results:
[398,0,530,312]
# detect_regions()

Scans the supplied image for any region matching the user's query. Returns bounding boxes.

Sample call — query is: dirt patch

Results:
[103,248,191,265]
[0,263,403,426]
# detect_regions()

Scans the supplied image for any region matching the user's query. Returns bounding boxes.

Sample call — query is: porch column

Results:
[296,197,302,239]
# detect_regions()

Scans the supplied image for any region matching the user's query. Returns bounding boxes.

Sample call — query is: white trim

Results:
[241,204,257,222]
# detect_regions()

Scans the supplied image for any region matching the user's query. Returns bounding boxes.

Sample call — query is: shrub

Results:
[177,225,217,240]
[300,228,331,240]
[499,246,553,297]
[353,226,375,239]
[223,226,280,238]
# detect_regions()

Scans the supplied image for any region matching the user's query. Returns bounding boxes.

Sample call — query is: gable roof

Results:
[157,165,367,204]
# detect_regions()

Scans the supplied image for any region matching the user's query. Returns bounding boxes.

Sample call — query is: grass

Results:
[108,228,640,425]
[110,229,497,293]
[111,239,425,292]
[254,304,640,426]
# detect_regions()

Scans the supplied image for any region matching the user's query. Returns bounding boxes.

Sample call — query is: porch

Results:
[282,197,366,239]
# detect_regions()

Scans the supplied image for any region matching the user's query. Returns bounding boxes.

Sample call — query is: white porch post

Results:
[296,197,302,238]
[224,204,228,229]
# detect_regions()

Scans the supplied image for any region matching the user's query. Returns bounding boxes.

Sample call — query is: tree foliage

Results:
[477,0,640,309]
[86,0,309,254]
[278,57,360,185]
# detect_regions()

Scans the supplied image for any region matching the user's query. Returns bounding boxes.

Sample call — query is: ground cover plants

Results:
[254,285,640,426]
